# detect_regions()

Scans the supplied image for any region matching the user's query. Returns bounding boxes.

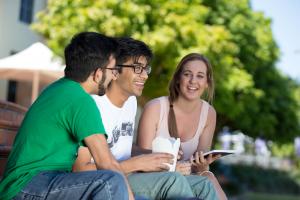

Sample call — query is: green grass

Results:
[230,192,300,200]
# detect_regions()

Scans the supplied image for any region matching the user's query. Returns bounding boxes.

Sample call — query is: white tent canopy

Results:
[0,42,65,102]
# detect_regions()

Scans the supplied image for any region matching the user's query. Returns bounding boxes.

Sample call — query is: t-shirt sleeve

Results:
[71,96,106,144]
[131,96,137,130]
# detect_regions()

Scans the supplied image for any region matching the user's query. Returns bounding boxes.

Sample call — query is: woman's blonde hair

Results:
[168,53,214,138]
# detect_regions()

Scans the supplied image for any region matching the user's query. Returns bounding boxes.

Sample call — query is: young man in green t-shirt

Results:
[0,32,134,200]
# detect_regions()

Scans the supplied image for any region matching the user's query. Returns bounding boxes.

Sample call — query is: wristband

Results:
[198,170,214,176]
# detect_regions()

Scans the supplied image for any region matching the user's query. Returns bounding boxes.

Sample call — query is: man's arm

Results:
[120,152,173,174]
[84,134,119,170]
[82,134,134,200]
[73,142,174,175]
[123,145,174,174]
[72,146,96,172]
[73,134,119,172]
[131,144,152,157]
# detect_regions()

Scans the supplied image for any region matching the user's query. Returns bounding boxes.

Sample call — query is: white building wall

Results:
[0,0,47,100]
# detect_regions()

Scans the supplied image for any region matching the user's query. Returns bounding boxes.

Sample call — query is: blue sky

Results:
[251,0,300,81]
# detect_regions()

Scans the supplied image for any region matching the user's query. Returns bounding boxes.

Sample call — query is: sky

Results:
[251,0,300,81]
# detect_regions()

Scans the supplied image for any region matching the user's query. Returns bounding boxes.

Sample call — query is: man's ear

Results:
[93,68,103,83]
[112,72,119,81]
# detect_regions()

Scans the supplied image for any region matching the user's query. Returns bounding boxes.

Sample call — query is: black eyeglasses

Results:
[101,67,121,75]
[116,64,151,75]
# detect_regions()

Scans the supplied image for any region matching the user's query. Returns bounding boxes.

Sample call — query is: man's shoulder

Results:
[32,78,92,112]
[127,96,137,104]
[44,78,87,99]
[123,96,137,111]
[92,95,136,107]
[91,94,109,109]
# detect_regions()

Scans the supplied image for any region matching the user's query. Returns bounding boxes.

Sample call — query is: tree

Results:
[32,0,300,142]
[202,0,300,141]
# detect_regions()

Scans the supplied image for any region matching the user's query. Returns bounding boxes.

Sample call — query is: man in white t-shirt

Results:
[73,37,217,200]
[92,95,136,161]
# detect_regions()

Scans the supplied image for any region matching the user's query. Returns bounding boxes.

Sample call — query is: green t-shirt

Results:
[0,78,106,200]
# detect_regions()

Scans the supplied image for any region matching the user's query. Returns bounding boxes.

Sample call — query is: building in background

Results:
[0,0,47,107]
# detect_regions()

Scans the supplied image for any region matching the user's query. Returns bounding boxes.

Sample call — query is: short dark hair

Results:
[116,37,153,68]
[64,32,118,82]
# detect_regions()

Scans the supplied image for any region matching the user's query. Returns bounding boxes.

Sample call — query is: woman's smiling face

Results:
[179,60,208,101]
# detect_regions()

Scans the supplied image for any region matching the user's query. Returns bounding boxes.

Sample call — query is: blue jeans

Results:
[128,172,215,200]
[185,175,217,200]
[13,170,128,200]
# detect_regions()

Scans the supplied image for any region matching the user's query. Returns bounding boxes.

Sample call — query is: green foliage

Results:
[32,0,300,142]
[212,163,300,196]
[271,142,295,158]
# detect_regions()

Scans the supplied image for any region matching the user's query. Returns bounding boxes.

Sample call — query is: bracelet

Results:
[198,170,214,176]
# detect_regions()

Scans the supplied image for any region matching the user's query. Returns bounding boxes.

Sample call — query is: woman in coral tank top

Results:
[137,53,227,200]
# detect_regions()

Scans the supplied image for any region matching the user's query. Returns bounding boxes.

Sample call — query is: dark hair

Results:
[168,53,214,138]
[116,37,153,71]
[64,32,118,82]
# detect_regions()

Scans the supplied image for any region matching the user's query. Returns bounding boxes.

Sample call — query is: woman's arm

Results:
[197,105,217,152]
[191,105,217,173]
[193,106,228,200]
[137,99,161,149]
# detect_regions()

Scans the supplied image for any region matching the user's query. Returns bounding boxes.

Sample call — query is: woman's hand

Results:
[176,161,191,175]
[190,151,220,173]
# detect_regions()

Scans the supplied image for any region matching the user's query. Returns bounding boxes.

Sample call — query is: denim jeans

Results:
[13,170,128,200]
[185,175,217,200]
[128,172,215,200]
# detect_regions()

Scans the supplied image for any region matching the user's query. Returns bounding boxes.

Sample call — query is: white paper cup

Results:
[152,136,180,171]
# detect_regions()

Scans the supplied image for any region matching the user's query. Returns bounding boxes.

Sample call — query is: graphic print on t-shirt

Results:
[108,122,133,148]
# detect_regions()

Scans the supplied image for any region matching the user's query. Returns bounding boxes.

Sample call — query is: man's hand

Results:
[121,153,174,174]
[177,148,184,161]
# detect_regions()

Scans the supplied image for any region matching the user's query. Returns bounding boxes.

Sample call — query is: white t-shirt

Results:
[92,94,137,161]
